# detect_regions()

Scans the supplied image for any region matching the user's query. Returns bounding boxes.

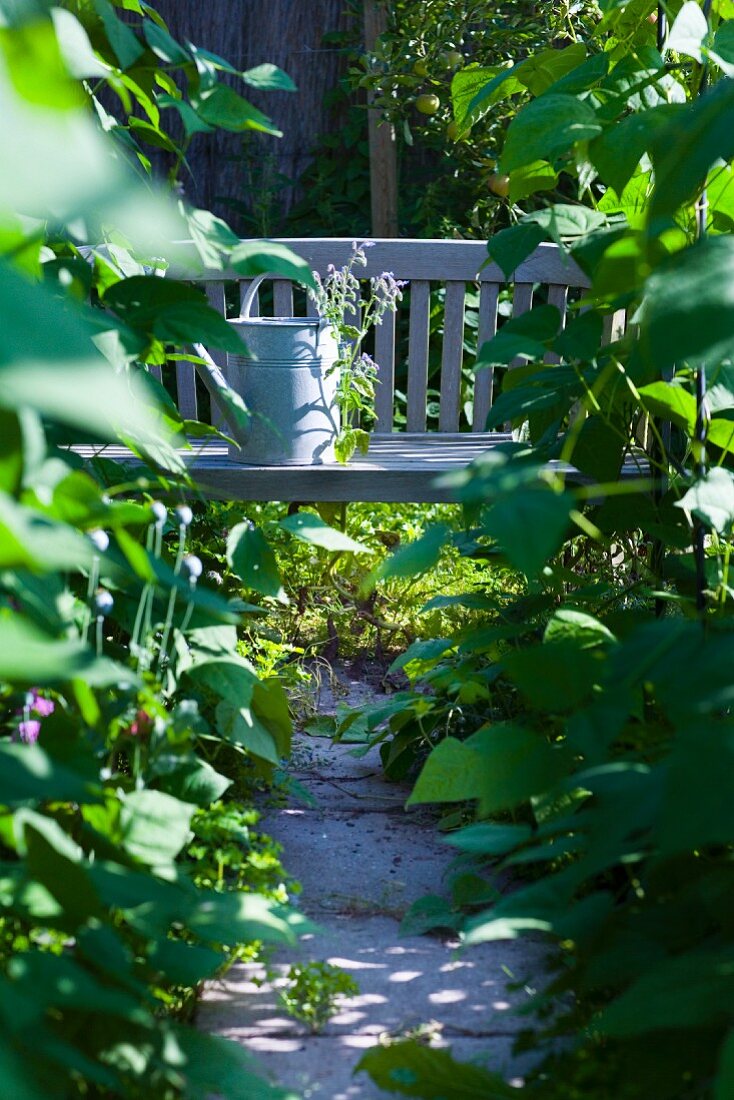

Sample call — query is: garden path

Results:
[198,664,546,1099]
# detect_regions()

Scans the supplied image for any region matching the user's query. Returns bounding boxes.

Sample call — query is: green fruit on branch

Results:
[445,50,464,67]
[416,93,440,115]
[413,58,430,77]
[488,172,510,197]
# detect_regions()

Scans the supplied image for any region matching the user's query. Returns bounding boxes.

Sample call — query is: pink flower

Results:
[18,719,41,744]
[31,693,55,718]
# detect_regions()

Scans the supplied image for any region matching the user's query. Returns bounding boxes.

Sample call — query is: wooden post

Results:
[363,0,399,238]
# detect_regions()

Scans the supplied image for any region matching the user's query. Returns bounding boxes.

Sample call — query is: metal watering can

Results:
[224,273,340,465]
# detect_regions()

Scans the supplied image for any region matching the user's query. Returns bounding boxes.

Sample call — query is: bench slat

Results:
[510,282,534,370]
[175,361,198,420]
[374,307,396,433]
[473,282,499,431]
[545,283,569,364]
[205,282,228,427]
[273,279,294,316]
[439,282,466,432]
[406,279,431,432]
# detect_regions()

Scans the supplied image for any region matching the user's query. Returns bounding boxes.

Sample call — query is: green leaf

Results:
[509,159,558,202]
[451,64,498,130]
[159,94,215,137]
[372,524,449,582]
[21,812,102,923]
[156,757,231,807]
[146,940,223,987]
[466,723,572,815]
[518,43,588,96]
[170,1027,299,1100]
[641,237,734,371]
[195,85,280,136]
[407,738,483,806]
[666,1,709,63]
[483,487,573,576]
[215,701,281,765]
[279,512,372,553]
[675,468,734,533]
[152,302,246,353]
[501,94,602,173]
[487,222,547,280]
[715,1031,734,1100]
[399,896,460,936]
[94,0,144,69]
[356,1040,515,1099]
[443,822,533,855]
[638,381,696,430]
[0,261,162,441]
[241,63,297,91]
[226,522,286,601]
[0,743,95,808]
[142,18,190,64]
[0,613,127,685]
[649,77,734,226]
[230,241,316,290]
[120,790,194,866]
[51,8,109,78]
[476,305,560,366]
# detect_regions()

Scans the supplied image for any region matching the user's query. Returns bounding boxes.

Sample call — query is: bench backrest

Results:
[168,238,597,434]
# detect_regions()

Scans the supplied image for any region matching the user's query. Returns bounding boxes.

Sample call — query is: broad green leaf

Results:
[501,94,602,173]
[186,656,258,710]
[487,222,547,280]
[544,608,616,648]
[0,613,126,685]
[195,84,280,136]
[184,889,304,947]
[156,757,231,807]
[151,302,247,353]
[465,63,525,118]
[715,1031,734,1100]
[407,738,483,805]
[399,895,460,936]
[600,948,734,1035]
[241,63,297,91]
[553,310,604,361]
[638,381,696,430]
[372,524,449,582]
[443,822,533,855]
[51,8,109,78]
[279,511,371,553]
[467,723,572,814]
[356,1040,515,1099]
[171,1026,299,1100]
[0,492,92,571]
[568,415,623,482]
[142,18,190,64]
[0,261,162,441]
[675,468,734,533]
[649,78,734,225]
[476,305,560,366]
[226,521,286,600]
[390,637,454,674]
[666,1,709,62]
[640,237,734,371]
[518,43,588,96]
[542,50,610,96]
[184,207,239,269]
[483,487,573,576]
[215,701,281,765]
[120,790,194,866]
[146,940,223,987]
[94,0,144,69]
[658,723,734,852]
[21,812,102,923]
[230,241,316,289]
[0,743,94,808]
[509,159,558,202]
[451,64,498,130]
[159,94,214,137]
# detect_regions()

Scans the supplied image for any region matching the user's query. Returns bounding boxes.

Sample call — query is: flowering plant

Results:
[309,241,404,463]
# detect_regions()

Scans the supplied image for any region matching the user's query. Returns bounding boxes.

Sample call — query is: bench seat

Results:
[74,434,647,504]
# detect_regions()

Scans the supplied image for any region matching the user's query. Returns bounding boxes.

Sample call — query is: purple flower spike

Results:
[32,695,55,718]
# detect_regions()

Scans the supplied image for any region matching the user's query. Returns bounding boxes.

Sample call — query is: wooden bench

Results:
[151,238,605,503]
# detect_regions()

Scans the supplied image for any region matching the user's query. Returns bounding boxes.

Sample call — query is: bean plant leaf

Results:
[356,1040,515,1099]
[371,524,449,583]
[241,63,297,91]
[451,64,498,130]
[476,305,560,366]
[467,723,572,815]
[407,737,484,805]
[675,468,734,533]
[0,743,95,808]
[230,241,316,289]
[640,236,734,370]
[501,94,602,173]
[120,790,195,866]
[487,222,547,280]
[715,1031,734,1100]
[194,85,281,136]
[279,512,372,553]
[638,382,696,430]
[226,522,286,601]
[0,613,126,685]
[666,1,709,63]
[482,487,573,576]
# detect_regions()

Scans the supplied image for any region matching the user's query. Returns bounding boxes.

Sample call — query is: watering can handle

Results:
[239,271,325,325]
[239,272,271,320]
